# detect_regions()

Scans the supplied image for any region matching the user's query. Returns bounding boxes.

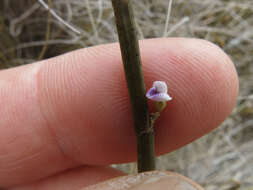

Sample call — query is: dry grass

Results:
[0,0,252,189]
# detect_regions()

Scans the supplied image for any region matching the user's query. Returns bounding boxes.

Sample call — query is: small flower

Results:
[146,81,172,102]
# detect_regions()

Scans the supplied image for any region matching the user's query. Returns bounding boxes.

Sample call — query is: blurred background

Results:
[0,0,252,189]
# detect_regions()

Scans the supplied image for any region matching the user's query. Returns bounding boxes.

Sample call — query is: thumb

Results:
[83,171,204,190]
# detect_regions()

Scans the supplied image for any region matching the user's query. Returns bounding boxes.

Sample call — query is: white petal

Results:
[153,81,168,93]
[150,93,172,102]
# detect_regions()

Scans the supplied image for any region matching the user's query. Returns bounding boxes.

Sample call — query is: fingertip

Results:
[9,166,124,190]
[142,38,238,154]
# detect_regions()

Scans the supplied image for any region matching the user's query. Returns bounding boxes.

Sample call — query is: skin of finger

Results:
[8,166,123,190]
[8,170,202,190]
[81,171,204,190]
[0,38,238,187]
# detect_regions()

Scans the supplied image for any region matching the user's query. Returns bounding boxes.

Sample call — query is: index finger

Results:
[0,38,238,187]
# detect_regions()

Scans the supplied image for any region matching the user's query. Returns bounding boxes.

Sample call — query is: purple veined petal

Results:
[146,81,172,102]
[147,92,172,102]
[146,87,157,98]
[153,81,168,93]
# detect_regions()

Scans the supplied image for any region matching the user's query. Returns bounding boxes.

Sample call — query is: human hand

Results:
[0,38,238,190]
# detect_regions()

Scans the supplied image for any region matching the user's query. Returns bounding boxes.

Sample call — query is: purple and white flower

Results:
[146,81,172,102]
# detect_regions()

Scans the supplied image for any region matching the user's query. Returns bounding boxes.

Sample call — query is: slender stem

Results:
[38,0,52,60]
[111,0,155,172]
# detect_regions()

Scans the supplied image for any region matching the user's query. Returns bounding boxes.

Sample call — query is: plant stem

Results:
[38,0,52,60]
[111,0,155,172]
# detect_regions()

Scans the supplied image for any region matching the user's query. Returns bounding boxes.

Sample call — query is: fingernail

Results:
[128,171,202,190]
[83,171,204,190]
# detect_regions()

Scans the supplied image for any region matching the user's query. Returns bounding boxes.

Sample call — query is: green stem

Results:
[111,0,155,172]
